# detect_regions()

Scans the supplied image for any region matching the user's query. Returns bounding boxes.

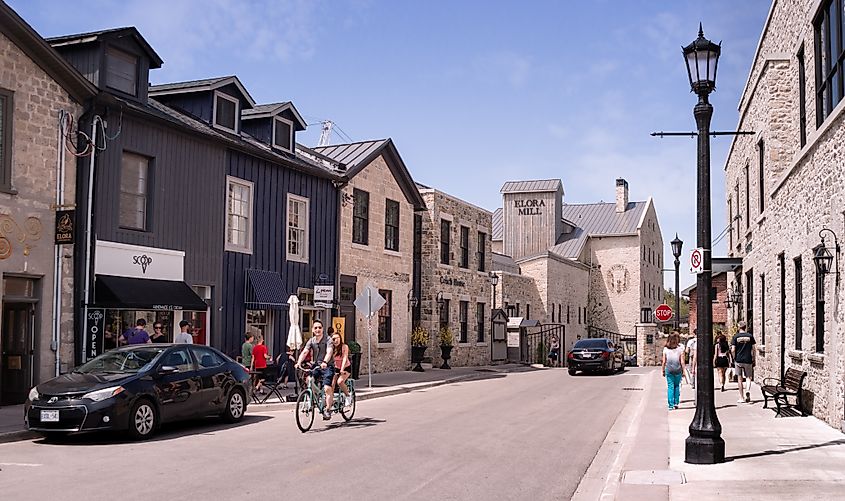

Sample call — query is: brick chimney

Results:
[616,178,629,213]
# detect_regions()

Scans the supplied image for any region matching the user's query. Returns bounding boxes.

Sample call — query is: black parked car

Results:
[567,338,624,375]
[25,344,251,440]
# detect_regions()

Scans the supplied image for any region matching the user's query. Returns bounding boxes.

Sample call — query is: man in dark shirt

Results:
[295,320,334,420]
[122,319,151,345]
[731,321,756,403]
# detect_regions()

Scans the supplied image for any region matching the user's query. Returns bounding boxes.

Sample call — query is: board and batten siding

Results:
[220,150,339,358]
[502,188,563,261]
[73,113,227,361]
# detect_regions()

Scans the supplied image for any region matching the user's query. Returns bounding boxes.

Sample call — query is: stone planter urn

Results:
[411,346,427,372]
[439,345,453,369]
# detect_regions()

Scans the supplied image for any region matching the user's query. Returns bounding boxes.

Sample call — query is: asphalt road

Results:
[0,367,642,500]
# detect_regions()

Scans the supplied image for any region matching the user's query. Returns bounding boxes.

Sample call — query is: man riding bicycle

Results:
[294,320,334,420]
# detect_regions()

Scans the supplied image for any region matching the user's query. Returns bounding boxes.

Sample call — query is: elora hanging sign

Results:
[55,209,75,245]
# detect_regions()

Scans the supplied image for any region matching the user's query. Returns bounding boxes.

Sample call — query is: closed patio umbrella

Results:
[286,295,302,350]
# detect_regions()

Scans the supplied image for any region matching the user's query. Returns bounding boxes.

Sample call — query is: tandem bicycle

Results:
[294,366,356,432]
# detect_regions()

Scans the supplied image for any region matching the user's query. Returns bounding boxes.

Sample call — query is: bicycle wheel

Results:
[295,390,314,433]
[340,387,356,422]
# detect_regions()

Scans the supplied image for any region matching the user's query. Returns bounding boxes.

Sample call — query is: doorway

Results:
[1,302,35,405]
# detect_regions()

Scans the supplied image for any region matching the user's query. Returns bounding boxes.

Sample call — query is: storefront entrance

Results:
[1,302,35,405]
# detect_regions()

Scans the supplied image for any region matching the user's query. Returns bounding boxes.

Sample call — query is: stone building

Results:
[0,3,95,404]
[492,178,664,354]
[310,139,425,373]
[722,0,845,430]
[418,184,493,367]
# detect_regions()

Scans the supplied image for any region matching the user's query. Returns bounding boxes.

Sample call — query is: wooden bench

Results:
[761,368,807,416]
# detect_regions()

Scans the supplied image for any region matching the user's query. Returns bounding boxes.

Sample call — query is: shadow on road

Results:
[31,414,272,446]
[309,416,386,433]
[569,368,630,377]
[725,438,845,462]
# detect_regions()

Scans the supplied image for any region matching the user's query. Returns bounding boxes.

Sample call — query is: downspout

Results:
[81,115,101,362]
[52,111,66,376]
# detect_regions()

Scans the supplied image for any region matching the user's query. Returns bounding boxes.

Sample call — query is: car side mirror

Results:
[158,365,179,375]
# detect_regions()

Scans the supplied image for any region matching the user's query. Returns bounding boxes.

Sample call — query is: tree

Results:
[662,288,690,320]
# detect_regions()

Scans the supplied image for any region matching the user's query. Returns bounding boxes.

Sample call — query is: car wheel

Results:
[222,388,246,423]
[568,368,577,376]
[127,399,157,440]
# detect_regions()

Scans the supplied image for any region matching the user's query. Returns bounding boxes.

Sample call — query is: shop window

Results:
[440,219,451,265]
[758,139,765,214]
[439,298,450,331]
[273,116,294,152]
[795,257,803,350]
[476,303,485,342]
[459,301,468,343]
[378,290,392,343]
[3,276,35,297]
[798,45,807,146]
[385,198,400,251]
[477,231,486,271]
[353,188,369,245]
[287,194,309,263]
[814,0,845,126]
[213,91,239,133]
[226,176,253,253]
[246,310,272,354]
[760,274,766,346]
[746,270,754,334]
[459,226,469,268]
[105,46,138,96]
[119,152,150,231]
[0,87,13,192]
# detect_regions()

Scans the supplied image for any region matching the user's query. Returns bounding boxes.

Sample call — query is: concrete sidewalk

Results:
[0,363,527,443]
[575,367,845,500]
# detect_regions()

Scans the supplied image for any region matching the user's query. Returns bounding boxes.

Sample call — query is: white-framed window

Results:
[273,116,294,152]
[287,193,309,263]
[226,176,253,253]
[105,46,138,96]
[213,91,240,133]
[246,309,273,355]
[119,152,150,231]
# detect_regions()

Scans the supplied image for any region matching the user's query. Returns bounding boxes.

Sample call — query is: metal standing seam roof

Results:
[241,102,292,116]
[312,140,389,172]
[500,179,563,194]
[149,76,230,93]
[45,26,163,68]
[149,75,256,107]
[550,201,648,259]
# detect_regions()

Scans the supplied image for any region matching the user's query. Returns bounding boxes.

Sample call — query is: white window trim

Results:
[213,90,240,134]
[225,176,254,254]
[286,193,310,263]
[272,116,295,152]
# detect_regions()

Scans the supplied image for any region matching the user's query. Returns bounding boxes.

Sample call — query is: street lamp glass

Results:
[683,25,721,95]
[671,234,683,258]
[814,244,833,275]
[489,272,499,286]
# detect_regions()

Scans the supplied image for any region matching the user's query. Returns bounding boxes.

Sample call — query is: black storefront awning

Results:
[245,269,287,310]
[95,275,208,311]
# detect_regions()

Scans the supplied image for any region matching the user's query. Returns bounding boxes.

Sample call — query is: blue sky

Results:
[12,0,772,292]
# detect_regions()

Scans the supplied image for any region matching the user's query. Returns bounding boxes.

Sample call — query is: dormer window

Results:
[213,91,239,133]
[273,116,294,152]
[105,47,138,96]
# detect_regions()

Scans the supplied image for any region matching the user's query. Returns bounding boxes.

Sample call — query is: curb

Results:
[0,430,38,445]
[247,374,475,413]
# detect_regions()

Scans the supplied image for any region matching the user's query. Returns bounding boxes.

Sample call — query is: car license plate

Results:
[40,410,59,422]
[582,352,592,358]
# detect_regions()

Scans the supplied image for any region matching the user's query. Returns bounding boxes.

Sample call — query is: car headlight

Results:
[82,386,125,402]
[28,387,39,402]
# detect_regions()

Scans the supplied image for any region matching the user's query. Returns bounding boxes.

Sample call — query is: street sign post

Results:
[655,304,674,323]
[353,285,386,389]
[690,247,705,274]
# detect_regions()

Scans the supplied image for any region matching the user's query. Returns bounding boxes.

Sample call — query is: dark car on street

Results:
[567,338,624,375]
[25,344,251,440]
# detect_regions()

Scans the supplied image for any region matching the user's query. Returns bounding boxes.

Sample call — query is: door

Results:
[154,347,200,421]
[189,346,227,411]
[1,302,35,405]
[339,275,357,343]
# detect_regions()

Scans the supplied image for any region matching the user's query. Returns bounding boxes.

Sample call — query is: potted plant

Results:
[410,326,430,372]
[438,327,454,369]
[347,340,362,380]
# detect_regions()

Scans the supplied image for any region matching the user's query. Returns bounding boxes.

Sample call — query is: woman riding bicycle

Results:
[331,332,352,406]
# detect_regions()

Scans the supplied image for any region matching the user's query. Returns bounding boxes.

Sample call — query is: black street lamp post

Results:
[683,24,725,464]
[671,234,683,330]
[490,272,499,310]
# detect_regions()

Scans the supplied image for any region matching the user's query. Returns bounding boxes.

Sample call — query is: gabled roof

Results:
[0,2,97,102]
[501,179,563,194]
[46,26,163,68]
[149,76,256,107]
[241,101,306,131]
[313,139,425,210]
[550,201,648,259]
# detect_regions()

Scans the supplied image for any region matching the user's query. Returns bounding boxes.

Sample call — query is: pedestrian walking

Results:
[547,335,560,367]
[121,318,151,345]
[174,320,193,344]
[713,332,732,392]
[731,321,757,403]
[685,330,697,389]
[662,331,686,410]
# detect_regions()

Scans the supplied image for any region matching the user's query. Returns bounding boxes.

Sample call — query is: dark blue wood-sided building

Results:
[48,28,341,362]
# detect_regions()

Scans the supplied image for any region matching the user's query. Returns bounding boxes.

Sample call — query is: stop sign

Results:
[655,304,674,322]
